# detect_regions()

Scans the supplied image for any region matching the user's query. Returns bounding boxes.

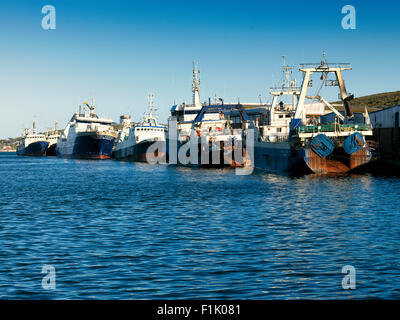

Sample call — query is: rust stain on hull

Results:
[349,148,371,170]
[305,147,371,174]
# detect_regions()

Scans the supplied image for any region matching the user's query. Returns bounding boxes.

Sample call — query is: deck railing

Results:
[297,123,372,134]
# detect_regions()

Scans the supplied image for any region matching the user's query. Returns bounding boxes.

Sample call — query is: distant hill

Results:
[335,90,400,109]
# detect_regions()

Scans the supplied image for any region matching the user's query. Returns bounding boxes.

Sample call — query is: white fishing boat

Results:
[16,121,49,156]
[113,94,166,162]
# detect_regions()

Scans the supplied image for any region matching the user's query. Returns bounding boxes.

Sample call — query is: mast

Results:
[90,98,96,117]
[32,121,36,134]
[192,61,201,108]
[145,93,158,126]
[282,56,289,89]
[269,56,300,122]
[148,93,154,118]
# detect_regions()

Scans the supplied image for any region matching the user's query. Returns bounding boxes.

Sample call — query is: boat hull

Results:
[113,140,166,162]
[254,140,372,175]
[166,138,242,167]
[46,144,57,156]
[254,142,311,174]
[304,146,372,174]
[17,141,49,156]
[57,133,115,159]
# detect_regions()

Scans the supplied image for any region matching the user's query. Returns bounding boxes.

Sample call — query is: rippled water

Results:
[1,152,400,299]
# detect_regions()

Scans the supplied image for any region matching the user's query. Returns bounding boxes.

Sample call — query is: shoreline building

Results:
[370,105,400,166]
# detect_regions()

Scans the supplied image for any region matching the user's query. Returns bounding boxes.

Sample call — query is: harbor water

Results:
[1,152,400,299]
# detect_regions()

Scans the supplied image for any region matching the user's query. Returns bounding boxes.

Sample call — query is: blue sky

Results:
[1,0,400,138]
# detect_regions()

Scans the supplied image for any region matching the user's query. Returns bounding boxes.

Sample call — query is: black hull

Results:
[57,133,115,160]
[113,141,166,162]
[17,141,49,156]
[46,144,57,156]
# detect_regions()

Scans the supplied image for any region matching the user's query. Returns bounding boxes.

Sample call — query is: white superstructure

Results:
[45,122,60,146]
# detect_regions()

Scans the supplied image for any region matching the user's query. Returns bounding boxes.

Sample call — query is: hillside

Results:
[338,90,400,109]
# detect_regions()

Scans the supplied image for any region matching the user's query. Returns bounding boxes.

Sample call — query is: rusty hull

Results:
[305,146,372,174]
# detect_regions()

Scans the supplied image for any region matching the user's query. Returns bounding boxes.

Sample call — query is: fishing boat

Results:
[252,53,374,174]
[187,103,253,167]
[167,63,254,167]
[56,99,117,159]
[16,121,49,156]
[113,94,167,162]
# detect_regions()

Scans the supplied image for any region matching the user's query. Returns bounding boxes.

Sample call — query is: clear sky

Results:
[1,0,400,138]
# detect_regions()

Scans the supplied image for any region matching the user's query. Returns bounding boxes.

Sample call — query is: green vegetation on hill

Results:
[335,90,400,109]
